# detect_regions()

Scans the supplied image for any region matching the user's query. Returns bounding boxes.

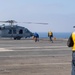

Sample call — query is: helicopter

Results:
[0,20,48,40]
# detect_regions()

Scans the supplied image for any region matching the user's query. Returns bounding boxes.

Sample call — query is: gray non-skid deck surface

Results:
[0,39,72,75]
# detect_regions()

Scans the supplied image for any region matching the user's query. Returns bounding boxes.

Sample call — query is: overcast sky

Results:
[0,0,75,32]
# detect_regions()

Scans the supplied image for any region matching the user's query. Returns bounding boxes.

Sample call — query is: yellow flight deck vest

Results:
[72,32,75,51]
[48,32,52,36]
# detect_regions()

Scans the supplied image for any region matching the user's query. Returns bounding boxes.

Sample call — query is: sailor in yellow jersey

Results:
[67,32,75,75]
[48,31,53,43]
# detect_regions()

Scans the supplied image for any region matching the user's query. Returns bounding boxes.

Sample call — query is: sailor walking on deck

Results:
[48,31,53,43]
[67,31,75,75]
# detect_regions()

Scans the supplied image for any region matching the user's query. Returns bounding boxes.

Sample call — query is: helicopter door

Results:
[19,29,23,34]
[8,29,17,35]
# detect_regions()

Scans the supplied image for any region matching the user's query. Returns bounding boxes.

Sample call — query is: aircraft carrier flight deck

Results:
[0,38,72,75]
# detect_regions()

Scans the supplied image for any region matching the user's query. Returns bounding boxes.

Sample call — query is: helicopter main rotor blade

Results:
[0,20,17,23]
[0,21,7,23]
[6,20,17,23]
[0,20,48,25]
[34,22,48,25]
[18,22,48,25]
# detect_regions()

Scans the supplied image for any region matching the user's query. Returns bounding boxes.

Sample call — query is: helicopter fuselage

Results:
[0,25,33,40]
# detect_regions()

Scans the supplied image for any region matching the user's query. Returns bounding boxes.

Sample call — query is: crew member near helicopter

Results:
[48,31,53,43]
[33,32,39,42]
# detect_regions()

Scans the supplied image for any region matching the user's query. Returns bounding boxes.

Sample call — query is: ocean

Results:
[38,32,71,39]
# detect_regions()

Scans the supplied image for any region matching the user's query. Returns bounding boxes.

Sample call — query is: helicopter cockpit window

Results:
[25,29,30,32]
[8,29,12,34]
[19,29,23,34]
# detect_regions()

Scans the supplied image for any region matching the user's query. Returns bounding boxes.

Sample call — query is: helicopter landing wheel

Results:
[14,37,17,40]
[16,36,21,40]
[14,37,21,40]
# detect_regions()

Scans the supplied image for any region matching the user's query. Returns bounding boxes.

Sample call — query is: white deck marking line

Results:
[0,63,71,67]
[8,49,70,52]
[0,46,69,52]
[6,46,69,51]
[24,63,71,65]
[0,48,13,52]
[7,46,68,49]
[0,54,70,58]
